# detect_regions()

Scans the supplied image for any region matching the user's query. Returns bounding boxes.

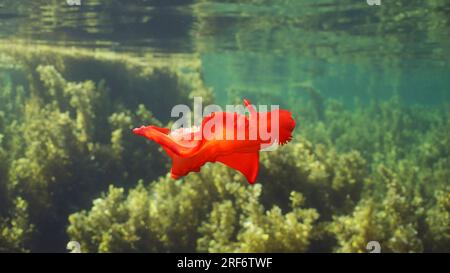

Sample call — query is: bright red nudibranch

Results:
[132,99,296,184]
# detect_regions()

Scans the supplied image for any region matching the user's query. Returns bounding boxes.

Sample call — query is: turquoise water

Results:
[1,0,449,106]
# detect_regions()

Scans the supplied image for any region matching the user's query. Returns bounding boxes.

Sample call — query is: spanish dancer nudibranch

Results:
[132,99,296,184]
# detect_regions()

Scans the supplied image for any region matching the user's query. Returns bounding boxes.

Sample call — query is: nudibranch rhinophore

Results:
[132,99,295,184]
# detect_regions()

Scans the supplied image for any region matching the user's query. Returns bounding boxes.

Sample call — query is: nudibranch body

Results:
[133,99,295,184]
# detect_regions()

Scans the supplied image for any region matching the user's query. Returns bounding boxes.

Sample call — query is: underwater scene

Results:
[0,0,449,253]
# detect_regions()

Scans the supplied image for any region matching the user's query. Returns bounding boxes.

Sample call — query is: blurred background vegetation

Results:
[0,0,449,252]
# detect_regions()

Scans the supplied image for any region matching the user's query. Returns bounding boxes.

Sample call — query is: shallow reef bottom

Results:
[0,43,448,253]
